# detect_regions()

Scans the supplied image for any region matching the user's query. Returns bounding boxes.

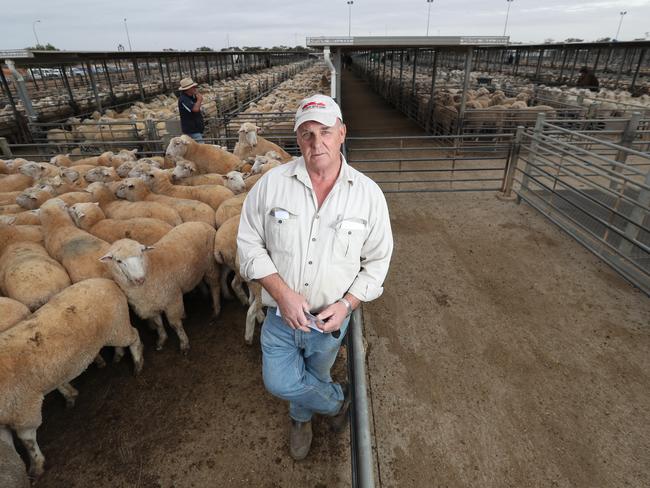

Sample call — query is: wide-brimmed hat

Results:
[178,77,198,91]
[294,94,342,132]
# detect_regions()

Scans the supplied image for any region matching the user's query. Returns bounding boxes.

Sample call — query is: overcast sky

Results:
[4,0,650,51]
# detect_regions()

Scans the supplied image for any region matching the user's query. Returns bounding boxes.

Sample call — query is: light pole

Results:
[615,11,627,40]
[32,20,41,48]
[123,18,133,51]
[426,0,434,36]
[503,0,514,37]
[347,1,353,37]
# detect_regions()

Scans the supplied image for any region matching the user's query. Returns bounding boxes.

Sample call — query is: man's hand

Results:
[276,289,312,333]
[316,301,349,334]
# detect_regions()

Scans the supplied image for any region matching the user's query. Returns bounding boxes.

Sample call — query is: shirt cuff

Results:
[244,255,278,281]
[348,277,384,302]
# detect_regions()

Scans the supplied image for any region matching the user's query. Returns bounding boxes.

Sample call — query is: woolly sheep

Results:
[165,135,240,174]
[0,278,144,478]
[224,171,262,194]
[215,193,247,228]
[0,174,33,193]
[69,202,172,245]
[142,168,234,211]
[233,122,292,162]
[171,159,225,186]
[101,222,221,353]
[39,198,112,283]
[0,211,40,225]
[84,166,119,183]
[0,242,71,311]
[0,298,30,333]
[0,223,43,256]
[86,182,183,226]
[115,178,215,227]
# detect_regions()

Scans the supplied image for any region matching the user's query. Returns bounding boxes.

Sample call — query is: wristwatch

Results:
[337,297,353,317]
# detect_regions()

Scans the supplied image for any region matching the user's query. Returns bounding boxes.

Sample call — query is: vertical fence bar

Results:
[499,126,524,197]
[520,112,546,192]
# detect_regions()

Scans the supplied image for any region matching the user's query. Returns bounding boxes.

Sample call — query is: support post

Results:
[498,126,524,198]
[457,47,473,135]
[410,48,418,119]
[630,49,646,93]
[426,50,438,134]
[132,58,146,101]
[5,60,36,121]
[610,112,641,191]
[520,112,546,192]
[86,61,102,112]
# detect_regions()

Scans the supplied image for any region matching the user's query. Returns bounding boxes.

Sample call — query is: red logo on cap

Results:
[302,101,327,110]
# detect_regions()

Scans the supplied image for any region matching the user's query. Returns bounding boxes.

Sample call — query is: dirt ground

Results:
[34,296,351,488]
[364,192,650,488]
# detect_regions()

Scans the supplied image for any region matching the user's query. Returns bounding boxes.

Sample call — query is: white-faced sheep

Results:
[143,168,234,211]
[84,166,119,183]
[165,135,241,175]
[233,122,292,162]
[101,222,221,353]
[0,242,71,311]
[86,182,183,226]
[0,278,144,479]
[69,202,172,245]
[171,159,225,186]
[115,178,215,227]
[39,198,112,283]
[224,171,262,194]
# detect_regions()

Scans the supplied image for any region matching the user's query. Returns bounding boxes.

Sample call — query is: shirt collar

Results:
[285,153,355,188]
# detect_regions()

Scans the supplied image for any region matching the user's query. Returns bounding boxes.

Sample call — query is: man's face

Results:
[185,87,197,96]
[296,119,346,172]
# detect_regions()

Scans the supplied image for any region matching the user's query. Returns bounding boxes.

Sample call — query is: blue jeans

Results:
[187,132,203,142]
[261,307,350,422]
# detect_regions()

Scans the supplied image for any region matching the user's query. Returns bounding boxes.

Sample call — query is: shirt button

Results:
[312,237,316,242]
[348,231,352,235]
[304,283,309,287]
[278,220,283,224]
[308,260,313,265]
[315,215,320,219]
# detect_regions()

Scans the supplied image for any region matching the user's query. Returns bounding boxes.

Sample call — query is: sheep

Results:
[0,191,20,206]
[213,215,264,344]
[215,193,247,228]
[165,135,241,174]
[224,171,262,194]
[0,242,71,311]
[19,162,60,180]
[0,436,30,488]
[143,168,234,211]
[0,298,30,333]
[0,278,144,479]
[84,166,119,183]
[69,202,172,245]
[233,122,292,162]
[0,205,24,215]
[0,174,33,193]
[115,178,215,227]
[0,223,43,256]
[86,182,183,226]
[39,198,112,283]
[171,159,225,186]
[0,211,40,225]
[101,222,221,353]
[127,159,162,178]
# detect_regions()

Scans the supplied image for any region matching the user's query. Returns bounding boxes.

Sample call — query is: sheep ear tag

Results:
[99,253,113,262]
[142,246,155,252]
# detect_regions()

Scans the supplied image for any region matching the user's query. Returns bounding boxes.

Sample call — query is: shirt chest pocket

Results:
[266,207,299,257]
[332,219,367,264]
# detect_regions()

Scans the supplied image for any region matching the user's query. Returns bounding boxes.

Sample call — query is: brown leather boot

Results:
[289,419,312,460]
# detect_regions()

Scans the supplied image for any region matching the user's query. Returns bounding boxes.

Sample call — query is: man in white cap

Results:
[178,77,204,142]
[237,94,393,460]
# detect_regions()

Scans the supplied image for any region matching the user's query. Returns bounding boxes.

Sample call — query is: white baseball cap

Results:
[294,94,343,132]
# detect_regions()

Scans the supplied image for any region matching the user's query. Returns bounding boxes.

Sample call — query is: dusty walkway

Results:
[341,70,650,487]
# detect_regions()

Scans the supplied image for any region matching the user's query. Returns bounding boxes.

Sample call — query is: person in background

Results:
[178,77,205,142]
[237,94,393,460]
[576,67,600,92]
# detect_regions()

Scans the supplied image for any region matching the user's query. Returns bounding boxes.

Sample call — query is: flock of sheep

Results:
[0,115,302,484]
[365,64,650,136]
[44,61,314,150]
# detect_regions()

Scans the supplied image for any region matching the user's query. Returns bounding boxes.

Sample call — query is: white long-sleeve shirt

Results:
[237,155,393,311]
